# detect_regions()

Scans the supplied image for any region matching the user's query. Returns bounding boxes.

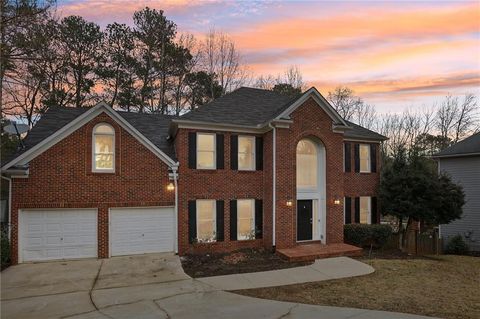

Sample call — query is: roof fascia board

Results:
[276,88,348,126]
[172,119,270,134]
[343,138,383,144]
[433,152,480,159]
[2,102,177,170]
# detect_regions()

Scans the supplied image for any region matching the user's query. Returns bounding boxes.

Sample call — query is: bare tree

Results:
[327,86,364,121]
[254,74,276,90]
[201,29,248,96]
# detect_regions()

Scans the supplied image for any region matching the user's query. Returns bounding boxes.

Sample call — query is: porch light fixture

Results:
[333,197,341,205]
[167,182,175,191]
[286,200,293,207]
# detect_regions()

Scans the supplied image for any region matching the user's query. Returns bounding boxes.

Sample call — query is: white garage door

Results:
[110,207,174,256]
[20,209,97,262]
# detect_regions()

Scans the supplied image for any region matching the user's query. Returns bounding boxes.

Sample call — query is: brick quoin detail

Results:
[10,113,173,264]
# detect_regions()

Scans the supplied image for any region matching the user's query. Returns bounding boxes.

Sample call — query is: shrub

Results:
[344,224,393,248]
[1,230,10,269]
[445,235,469,255]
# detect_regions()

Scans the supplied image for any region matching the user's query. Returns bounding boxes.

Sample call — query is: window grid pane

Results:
[360,197,370,224]
[197,200,216,242]
[197,134,215,169]
[237,199,255,240]
[296,140,317,188]
[238,136,255,170]
[360,144,370,172]
[93,125,114,171]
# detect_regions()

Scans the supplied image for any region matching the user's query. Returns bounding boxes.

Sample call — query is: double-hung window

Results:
[359,196,371,224]
[196,200,217,242]
[237,199,255,240]
[197,133,216,169]
[93,123,115,172]
[359,144,371,173]
[238,136,255,170]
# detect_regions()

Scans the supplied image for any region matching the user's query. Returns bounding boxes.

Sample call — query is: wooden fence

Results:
[405,229,443,255]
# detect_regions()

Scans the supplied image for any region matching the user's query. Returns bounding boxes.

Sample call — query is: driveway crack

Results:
[278,304,299,319]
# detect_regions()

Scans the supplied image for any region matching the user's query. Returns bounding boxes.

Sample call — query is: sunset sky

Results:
[57,0,480,113]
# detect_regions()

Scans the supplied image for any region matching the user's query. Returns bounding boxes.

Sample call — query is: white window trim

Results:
[238,135,256,171]
[92,123,115,173]
[237,199,255,241]
[360,196,371,225]
[359,144,371,173]
[196,133,216,170]
[196,200,217,242]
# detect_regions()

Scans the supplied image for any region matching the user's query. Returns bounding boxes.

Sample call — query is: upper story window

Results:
[238,136,255,170]
[359,144,371,173]
[93,123,115,172]
[296,139,317,188]
[197,133,216,169]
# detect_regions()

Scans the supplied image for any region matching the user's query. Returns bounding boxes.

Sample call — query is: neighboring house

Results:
[1,87,387,264]
[434,133,480,251]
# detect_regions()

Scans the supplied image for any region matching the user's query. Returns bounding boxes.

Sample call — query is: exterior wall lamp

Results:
[286,200,293,207]
[333,197,341,205]
[167,182,175,191]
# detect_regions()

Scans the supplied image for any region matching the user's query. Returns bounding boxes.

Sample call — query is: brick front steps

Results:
[277,243,363,262]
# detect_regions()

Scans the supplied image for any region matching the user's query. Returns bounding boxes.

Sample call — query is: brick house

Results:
[1,87,386,264]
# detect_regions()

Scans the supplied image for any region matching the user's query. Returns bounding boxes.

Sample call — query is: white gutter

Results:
[269,124,276,247]
[1,176,12,240]
[172,166,179,253]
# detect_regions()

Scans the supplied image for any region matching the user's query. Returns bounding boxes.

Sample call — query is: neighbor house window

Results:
[296,139,317,188]
[359,144,371,173]
[237,199,255,240]
[238,136,255,170]
[197,133,216,169]
[93,123,115,172]
[196,200,216,242]
[360,197,371,224]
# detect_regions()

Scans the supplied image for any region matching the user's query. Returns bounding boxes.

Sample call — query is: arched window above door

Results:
[296,139,317,188]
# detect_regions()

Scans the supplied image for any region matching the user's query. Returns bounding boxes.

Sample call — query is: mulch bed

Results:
[181,248,313,278]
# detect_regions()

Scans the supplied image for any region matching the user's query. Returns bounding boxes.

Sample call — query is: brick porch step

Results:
[277,243,363,262]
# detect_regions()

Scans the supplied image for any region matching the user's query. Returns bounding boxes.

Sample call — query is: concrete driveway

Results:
[1,254,435,319]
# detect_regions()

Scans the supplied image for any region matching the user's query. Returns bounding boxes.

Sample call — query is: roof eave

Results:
[432,152,480,159]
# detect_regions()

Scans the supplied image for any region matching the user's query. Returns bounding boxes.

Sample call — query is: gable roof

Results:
[180,87,299,126]
[344,121,388,141]
[1,103,178,171]
[434,133,480,158]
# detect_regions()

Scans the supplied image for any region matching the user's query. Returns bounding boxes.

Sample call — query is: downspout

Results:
[269,124,276,247]
[172,166,179,253]
[1,175,12,240]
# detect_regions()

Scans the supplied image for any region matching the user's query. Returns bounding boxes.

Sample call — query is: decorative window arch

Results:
[92,123,115,172]
[296,139,318,188]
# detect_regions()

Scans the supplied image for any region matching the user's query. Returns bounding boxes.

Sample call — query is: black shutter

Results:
[345,197,352,224]
[230,200,237,240]
[370,144,377,173]
[216,134,224,169]
[255,199,263,239]
[344,143,351,172]
[188,132,196,169]
[188,201,197,243]
[354,143,360,173]
[354,197,360,223]
[216,200,224,241]
[230,135,238,170]
[255,137,263,171]
[371,197,378,224]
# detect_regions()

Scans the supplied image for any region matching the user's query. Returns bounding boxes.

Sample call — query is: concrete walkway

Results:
[198,256,374,290]
[1,253,437,319]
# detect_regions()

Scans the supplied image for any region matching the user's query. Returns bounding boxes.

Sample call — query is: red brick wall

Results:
[274,97,345,248]
[175,129,272,255]
[10,113,174,264]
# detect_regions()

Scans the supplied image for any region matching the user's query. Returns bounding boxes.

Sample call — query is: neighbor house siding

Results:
[10,112,174,264]
[439,156,480,251]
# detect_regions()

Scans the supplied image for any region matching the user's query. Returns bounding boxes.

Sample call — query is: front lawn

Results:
[181,248,312,277]
[235,254,480,319]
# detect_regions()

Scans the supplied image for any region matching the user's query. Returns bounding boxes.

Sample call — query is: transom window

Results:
[196,200,216,242]
[360,197,371,224]
[360,144,371,173]
[238,136,255,170]
[296,139,317,188]
[93,123,115,172]
[197,133,216,169]
[237,199,255,240]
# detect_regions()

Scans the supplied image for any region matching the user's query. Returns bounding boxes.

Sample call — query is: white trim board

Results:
[2,102,178,170]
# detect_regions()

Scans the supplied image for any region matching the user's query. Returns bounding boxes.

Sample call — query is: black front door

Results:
[297,200,313,241]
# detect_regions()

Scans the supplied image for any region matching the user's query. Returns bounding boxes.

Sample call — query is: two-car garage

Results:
[18,207,175,263]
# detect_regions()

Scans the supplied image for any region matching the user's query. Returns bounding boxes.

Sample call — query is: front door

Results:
[297,200,313,241]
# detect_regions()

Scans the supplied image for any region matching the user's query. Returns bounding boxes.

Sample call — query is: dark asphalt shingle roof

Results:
[180,87,300,126]
[344,120,388,141]
[435,133,480,158]
[1,107,177,167]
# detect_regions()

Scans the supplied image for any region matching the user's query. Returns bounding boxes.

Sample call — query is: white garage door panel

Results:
[110,207,174,256]
[21,209,97,262]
